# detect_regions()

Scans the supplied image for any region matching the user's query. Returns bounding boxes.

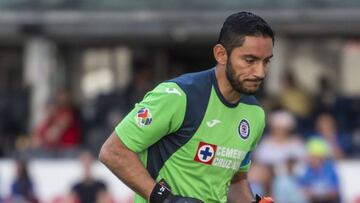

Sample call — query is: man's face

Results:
[226,36,273,94]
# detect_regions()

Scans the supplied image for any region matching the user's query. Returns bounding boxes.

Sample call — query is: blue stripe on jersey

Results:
[239,95,261,106]
[240,152,251,167]
[146,69,213,180]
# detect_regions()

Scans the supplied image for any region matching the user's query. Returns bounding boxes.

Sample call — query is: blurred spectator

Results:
[248,163,274,197]
[9,160,38,203]
[353,196,360,203]
[168,62,187,79]
[279,71,313,132]
[69,150,111,203]
[314,112,349,160]
[314,76,336,115]
[299,137,340,203]
[30,89,81,157]
[255,110,307,166]
[333,98,360,133]
[351,127,360,157]
[122,61,154,113]
[0,88,30,157]
[272,157,307,203]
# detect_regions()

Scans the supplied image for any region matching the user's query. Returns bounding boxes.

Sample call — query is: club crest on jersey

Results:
[194,142,217,165]
[135,107,152,127]
[238,119,250,139]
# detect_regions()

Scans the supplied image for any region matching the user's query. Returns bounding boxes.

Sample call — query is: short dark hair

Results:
[217,11,274,54]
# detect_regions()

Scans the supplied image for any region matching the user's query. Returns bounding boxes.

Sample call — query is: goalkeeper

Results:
[99,11,274,203]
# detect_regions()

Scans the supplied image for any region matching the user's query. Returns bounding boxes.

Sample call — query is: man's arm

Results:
[227,172,254,203]
[99,131,156,200]
[99,132,204,203]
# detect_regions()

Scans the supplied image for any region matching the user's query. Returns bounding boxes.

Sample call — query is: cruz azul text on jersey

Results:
[194,141,246,170]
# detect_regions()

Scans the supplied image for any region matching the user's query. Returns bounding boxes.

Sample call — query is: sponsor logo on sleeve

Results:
[238,119,250,139]
[135,107,152,127]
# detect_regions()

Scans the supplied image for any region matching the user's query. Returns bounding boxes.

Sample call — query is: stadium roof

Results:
[0,0,360,43]
[1,0,360,10]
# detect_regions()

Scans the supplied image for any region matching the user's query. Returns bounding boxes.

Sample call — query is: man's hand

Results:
[149,179,204,203]
[252,194,274,203]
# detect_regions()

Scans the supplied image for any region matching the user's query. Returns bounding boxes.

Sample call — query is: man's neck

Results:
[215,65,242,104]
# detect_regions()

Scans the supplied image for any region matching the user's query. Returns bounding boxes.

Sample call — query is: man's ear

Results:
[213,44,228,65]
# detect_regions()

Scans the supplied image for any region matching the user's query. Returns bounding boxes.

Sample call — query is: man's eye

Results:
[245,58,255,63]
[264,59,271,64]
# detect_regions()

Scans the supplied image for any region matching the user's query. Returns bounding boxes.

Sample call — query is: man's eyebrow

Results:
[243,54,273,60]
[266,54,274,60]
[243,54,260,60]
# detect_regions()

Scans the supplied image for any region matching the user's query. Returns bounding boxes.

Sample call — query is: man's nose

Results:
[253,62,266,78]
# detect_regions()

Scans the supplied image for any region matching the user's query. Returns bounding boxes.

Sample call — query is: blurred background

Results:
[0,0,360,202]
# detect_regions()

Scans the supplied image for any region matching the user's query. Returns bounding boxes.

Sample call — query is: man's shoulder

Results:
[166,68,214,94]
[163,69,214,133]
[167,68,213,87]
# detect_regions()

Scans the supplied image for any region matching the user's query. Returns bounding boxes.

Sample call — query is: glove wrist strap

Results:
[149,180,172,203]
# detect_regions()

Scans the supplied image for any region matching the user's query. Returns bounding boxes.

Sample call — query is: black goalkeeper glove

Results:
[149,179,204,203]
[252,194,274,203]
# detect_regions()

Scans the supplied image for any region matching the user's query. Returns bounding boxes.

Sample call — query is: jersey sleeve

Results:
[115,82,186,153]
[238,108,266,172]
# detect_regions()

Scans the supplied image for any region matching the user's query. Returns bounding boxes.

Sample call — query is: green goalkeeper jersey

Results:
[115,68,265,203]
